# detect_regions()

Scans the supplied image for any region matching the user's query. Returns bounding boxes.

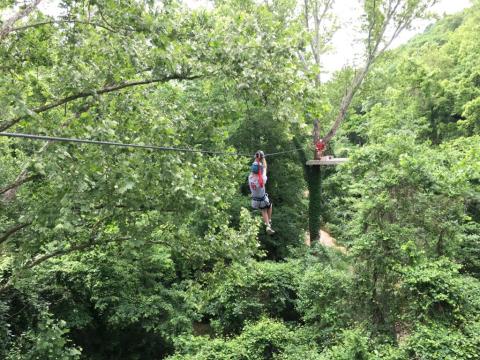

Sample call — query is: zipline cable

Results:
[0,132,251,157]
[0,132,303,158]
[264,148,304,157]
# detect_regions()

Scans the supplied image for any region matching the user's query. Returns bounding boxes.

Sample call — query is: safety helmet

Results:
[255,150,265,159]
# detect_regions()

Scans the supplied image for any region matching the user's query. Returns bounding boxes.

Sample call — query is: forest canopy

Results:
[1,0,479,359]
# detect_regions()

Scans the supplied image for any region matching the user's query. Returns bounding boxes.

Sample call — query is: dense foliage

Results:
[1,0,479,358]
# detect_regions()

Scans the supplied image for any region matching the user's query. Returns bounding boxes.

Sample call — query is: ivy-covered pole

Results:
[308,119,323,242]
[297,120,323,243]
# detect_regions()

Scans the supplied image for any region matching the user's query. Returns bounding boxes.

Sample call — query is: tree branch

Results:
[0,74,202,132]
[24,242,93,269]
[0,173,40,197]
[0,222,32,245]
[1,104,93,203]
[97,7,136,33]
[322,0,433,144]
[9,19,116,33]
[0,234,130,294]
[312,0,320,65]
[0,216,116,294]
[24,234,132,270]
[296,50,311,74]
[367,0,377,57]
[323,62,371,144]
[0,0,43,40]
[304,0,335,85]
[304,0,310,31]
[24,215,108,268]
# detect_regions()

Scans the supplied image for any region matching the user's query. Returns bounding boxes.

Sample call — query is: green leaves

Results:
[400,322,480,360]
[461,96,480,134]
[169,318,316,360]
[5,312,81,360]
[1,0,480,359]
[401,258,480,324]
[297,265,353,330]
[203,260,299,334]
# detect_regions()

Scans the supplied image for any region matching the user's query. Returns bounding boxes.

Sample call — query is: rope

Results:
[264,148,304,157]
[0,132,251,157]
[0,132,304,158]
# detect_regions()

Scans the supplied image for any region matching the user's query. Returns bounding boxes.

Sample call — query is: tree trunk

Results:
[307,165,322,242]
[295,136,322,243]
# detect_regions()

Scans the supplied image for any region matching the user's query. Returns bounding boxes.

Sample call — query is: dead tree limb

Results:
[0,0,43,40]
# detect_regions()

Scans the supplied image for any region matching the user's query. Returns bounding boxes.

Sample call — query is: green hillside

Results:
[0,0,479,359]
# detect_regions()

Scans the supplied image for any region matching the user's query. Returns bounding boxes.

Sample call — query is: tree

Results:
[0,1,263,356]
[297,0,439,241]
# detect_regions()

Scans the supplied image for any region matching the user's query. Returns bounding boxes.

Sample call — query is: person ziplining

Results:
[0,131,346,239]
[0,132,301,237]
[248,150,275,235]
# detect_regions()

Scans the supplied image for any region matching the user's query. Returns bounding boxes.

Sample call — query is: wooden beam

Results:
[306,157,348,166]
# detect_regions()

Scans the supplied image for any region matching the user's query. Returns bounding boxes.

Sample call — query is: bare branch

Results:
[0,74,202,132]
[312,0,320,65]
[304,0,310,31]
[302,0,336,85]
[9,19,116,33]
[323,62,371,144]
[317,0,334,37]
[0,173,40,196]
[380,21,408,54]
[367,0,377,58]
[0,0,43,40]
[296,50,311,74]
[322,0,437,145]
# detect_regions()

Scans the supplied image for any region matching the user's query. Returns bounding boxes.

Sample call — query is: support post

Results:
[313,119,320,160]
[308,119,322,242]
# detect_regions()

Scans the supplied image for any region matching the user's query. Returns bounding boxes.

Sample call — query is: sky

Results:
[36,0,472,75]
[184,0,472,75]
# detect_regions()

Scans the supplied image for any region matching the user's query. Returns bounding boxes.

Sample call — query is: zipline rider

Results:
[248,150,275,235]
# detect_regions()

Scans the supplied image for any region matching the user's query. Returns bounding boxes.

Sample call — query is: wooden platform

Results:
[306,156,348,166]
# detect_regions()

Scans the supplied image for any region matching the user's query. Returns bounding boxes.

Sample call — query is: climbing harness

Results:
[252,195,266,201]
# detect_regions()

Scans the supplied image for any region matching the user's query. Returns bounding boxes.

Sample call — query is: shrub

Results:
[169,318,322,360]
[6,312,81,360]
[296,265,353,332]
[400,322,480,360]
[401,259,480,324]
[317,328,371,360]
[206,261,300,334]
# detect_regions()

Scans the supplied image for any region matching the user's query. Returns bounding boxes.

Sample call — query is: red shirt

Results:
[316,140,325,151]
